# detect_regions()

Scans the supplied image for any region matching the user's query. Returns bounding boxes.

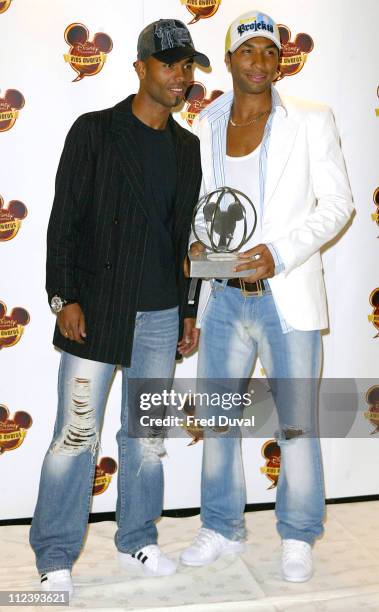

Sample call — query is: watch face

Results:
[50,295,63,313]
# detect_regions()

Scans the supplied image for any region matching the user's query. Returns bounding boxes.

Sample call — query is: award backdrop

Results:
[0,0,378,520]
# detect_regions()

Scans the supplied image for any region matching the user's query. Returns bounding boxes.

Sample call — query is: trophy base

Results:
[189,252,256,279]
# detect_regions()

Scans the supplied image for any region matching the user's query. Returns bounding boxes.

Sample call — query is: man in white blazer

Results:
[180,10,353,582]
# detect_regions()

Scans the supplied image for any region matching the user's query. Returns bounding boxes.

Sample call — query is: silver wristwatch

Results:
[50,295,70,314]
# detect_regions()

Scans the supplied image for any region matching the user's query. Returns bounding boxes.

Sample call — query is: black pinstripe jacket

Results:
[46,95,202,366]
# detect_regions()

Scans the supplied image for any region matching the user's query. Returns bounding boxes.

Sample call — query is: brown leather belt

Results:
[215,278,269,296]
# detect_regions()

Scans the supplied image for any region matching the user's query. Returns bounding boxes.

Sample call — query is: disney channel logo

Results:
[372,188,379,229]
[64,23,113,82]
[92,457,118,495]
[0,1,12,14]
[181,81,223,126]
[277,25,314,80]
[0,89,25,132]
[0,405,32,455]
[260,439,281,489]
[180,0,221,24]
[364,386,379,434]
[368,288,379,338]
[0,196,27,241]
[0,301,30,350]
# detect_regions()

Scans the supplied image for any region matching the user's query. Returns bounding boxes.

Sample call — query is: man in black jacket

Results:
[30,20,208,596]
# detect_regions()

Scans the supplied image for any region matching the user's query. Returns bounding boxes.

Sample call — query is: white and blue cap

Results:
[225,10,281,54]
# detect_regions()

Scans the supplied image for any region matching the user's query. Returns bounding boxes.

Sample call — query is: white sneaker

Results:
[180,528,244,567]
[40,569,74,597]
[281,539,313,582]
[118,544,176,577]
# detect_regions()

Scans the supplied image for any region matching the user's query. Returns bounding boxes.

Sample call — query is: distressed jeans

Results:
[30,307,179,574]
[198,285,325,545]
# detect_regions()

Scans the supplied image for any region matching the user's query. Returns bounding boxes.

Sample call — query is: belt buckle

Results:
[239,279,264,297]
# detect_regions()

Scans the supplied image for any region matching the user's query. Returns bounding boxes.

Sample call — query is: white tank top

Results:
[225,144,261,253]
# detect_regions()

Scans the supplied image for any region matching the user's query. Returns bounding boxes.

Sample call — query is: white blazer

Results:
[192,92,354,331]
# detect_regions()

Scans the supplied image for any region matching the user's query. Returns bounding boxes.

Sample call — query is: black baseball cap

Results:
[137,19,210,68]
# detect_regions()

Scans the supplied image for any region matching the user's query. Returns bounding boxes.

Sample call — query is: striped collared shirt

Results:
[199,86,293,333]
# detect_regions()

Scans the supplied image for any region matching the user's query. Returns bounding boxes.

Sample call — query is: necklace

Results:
[229,108,271,128]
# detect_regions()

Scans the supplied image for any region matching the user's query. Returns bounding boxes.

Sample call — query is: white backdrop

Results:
[0,0,378,520]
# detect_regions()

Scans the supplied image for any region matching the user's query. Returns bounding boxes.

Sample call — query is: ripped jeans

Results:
[198,286,324,545]
[30,307,179,574]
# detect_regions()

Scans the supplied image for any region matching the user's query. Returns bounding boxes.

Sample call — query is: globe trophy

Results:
[189,186,258,278]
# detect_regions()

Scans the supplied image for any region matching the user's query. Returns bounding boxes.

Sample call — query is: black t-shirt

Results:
[130,112,178,311]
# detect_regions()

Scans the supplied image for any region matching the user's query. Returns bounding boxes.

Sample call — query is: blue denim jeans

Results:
[30,307,179,574]
[198,285,325,545]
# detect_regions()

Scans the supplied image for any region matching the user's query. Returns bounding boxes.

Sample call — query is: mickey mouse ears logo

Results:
[180,394,230,445]
[181,398,204,445]
[277,25,314,80]
[180,0,222,24]
[0,89,25,132]
[0,196,28,241]
[368,288,379,338]
[0,1,12,14]
[64,23,113,82]
[364,386,379,434]
[0,301,30,349]
[182,82,223,126]
[0,404,32,454]
[260,439,281,489]
[92,456,117,495]
[372,188,379,228]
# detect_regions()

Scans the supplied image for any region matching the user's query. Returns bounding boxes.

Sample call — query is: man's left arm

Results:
[178,137,202,355]
[176,269,201,354]
[235,107,354,280]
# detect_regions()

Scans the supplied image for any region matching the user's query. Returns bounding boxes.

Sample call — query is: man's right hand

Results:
[183,241,206,278]
[57,303,86,344]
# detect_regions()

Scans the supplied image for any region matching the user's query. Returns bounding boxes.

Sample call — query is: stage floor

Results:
[1,501,379,611]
